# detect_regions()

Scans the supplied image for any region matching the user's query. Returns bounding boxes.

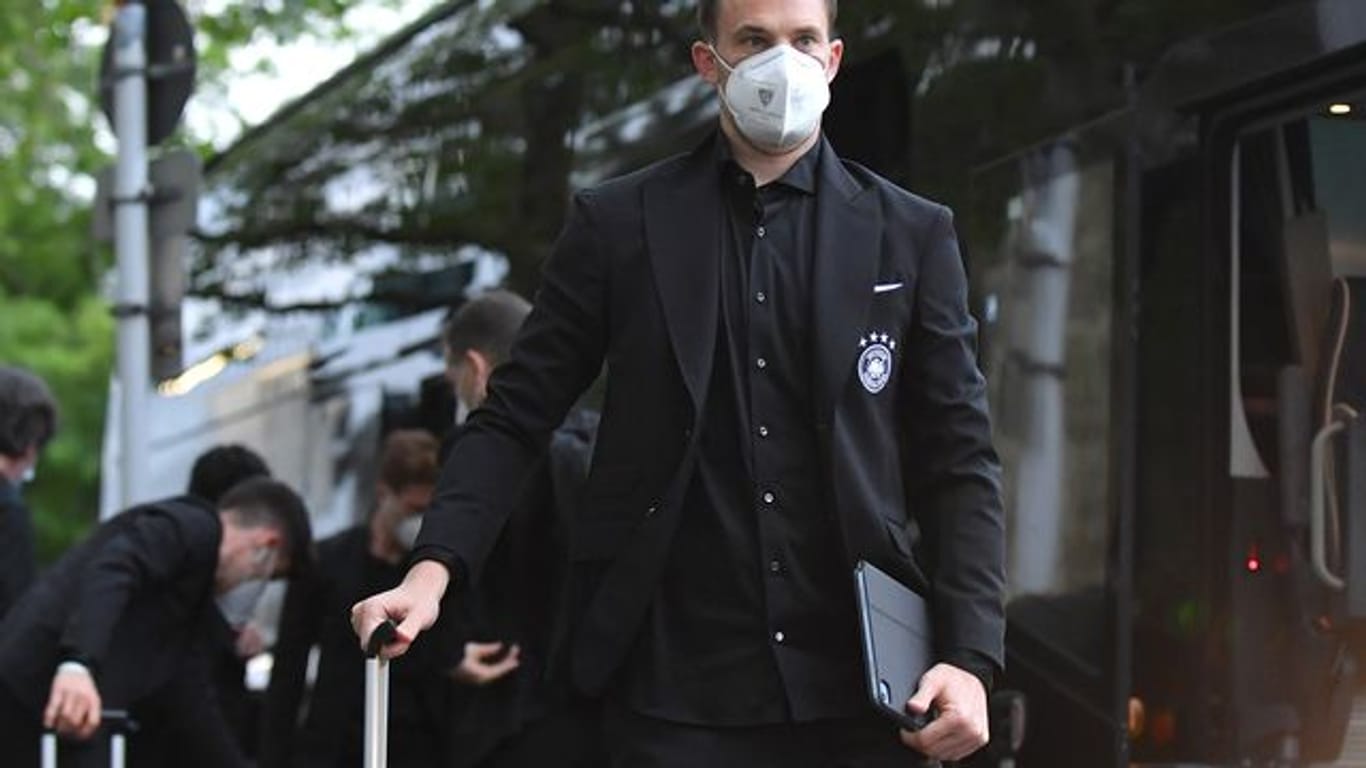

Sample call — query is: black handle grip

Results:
[365,620,399,658]
[42,710,138,736]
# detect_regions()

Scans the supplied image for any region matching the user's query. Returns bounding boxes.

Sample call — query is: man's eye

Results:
[743,36,768,48]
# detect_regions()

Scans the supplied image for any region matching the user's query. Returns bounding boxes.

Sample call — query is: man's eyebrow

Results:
[731,24,775,38]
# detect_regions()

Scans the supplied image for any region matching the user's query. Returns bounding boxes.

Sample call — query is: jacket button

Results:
[646,502,659,517]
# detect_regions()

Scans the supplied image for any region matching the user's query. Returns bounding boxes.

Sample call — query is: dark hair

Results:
[219,477,314,578]
[188,444,271,504]
[0,365,59,458]
[442,290,532,368]
[378,429,439,492]
[697,0,838,41]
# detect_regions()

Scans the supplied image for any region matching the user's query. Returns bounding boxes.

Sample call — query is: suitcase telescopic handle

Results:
[363,620,397,768]
[365,620,399,657]
[41,710,138,768]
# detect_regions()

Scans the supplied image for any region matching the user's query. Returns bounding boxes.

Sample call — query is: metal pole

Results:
[112,2,151,508]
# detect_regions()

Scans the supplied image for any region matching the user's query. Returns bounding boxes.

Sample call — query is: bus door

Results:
[1202,71,1366,764]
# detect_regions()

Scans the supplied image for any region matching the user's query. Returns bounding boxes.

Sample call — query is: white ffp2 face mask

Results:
[394,514,424,551]
[713,44,831,153]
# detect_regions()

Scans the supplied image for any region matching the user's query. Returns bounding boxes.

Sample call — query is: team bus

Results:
[168,0,1366,764]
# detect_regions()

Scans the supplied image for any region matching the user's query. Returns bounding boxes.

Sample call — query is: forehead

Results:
[716,0,831,35]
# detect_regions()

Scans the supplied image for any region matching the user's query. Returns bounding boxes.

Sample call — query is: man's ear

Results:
[692,40,722,86]
[826,38,844,83]
[465,349,492,389]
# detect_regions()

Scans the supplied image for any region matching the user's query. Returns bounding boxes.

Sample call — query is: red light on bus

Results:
[1246,556,1261,573]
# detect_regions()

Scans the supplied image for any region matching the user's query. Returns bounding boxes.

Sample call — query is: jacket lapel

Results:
[644,139,721,414]
[812,141,882,420]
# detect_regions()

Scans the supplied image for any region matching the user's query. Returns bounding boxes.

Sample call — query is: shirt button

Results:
[755,291,767,304]
[773,630,786,644]
[756,226,767,238]
[756,357,767,370]
[757,425,769,438]
[768,558,782,574]
[762,491,775,504]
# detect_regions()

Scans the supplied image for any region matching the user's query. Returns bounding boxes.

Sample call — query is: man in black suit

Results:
[185,444,274,759]
[0,364,59,620]
[438,290,603,768]
[0,477,313,767]
[354,0,1005,764]
[260,430,450,768]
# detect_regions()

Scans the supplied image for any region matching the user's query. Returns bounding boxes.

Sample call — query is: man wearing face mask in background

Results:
[0,477,312,768]
[0,364,59,621]
[439,290,602,768]
[260,429,449,768]
[354,0,1005,764]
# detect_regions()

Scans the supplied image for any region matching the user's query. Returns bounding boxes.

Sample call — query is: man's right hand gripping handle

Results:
[351,560,451,659]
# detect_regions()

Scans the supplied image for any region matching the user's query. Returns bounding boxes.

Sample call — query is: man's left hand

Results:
[899,662,989,762]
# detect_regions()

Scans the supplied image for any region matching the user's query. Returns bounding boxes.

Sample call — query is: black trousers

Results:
[474,704,607,768]
[603,702,936,768]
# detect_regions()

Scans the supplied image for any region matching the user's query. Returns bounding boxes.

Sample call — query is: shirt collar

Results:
[715,130,822,196]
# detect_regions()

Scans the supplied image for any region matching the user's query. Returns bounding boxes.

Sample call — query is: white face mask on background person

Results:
[21,464,35,486]
[394,514,424,551]
[712,43,831,153]
[217,546,276,627]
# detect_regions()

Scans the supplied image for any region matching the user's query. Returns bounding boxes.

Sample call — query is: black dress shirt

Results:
[621,140,868,725]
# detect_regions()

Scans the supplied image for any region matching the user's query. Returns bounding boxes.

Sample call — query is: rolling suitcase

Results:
[364,621,399,768]
[41,710,136,768]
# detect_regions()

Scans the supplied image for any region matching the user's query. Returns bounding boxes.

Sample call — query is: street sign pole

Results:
[112,2,151,508]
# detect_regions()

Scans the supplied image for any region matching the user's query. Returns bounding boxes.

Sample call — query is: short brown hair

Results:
[697,0,838,41]
[442,290,532,368]
[378,429,439,492]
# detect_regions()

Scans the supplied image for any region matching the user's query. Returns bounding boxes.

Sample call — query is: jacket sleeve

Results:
[900,205,1007,672]
[413,191,611,586]
[58,507,212,671]
[258,570,325,768]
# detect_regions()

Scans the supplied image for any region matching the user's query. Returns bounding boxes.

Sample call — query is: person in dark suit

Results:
[260,430,450,768]
[185,444,274,759]
[0,477,313,768]
[0,364,59,620]
[353,0,1006,764]
[437,290,603,768]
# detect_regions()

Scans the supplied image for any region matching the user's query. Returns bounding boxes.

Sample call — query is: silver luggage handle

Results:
[364,621,399,768]
[1311,420,1347,590]
[41,710,136,768]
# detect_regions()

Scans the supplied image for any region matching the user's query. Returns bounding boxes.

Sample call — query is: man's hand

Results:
[234,622,266,658]
[350,560,449,659]
[451,641,521,686]
[900,662,989,762]
[43,665,102,740]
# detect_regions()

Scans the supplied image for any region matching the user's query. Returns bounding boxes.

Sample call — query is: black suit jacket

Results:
[423,132,1005,695]
[0,477,35,620]
[0,496,246,766]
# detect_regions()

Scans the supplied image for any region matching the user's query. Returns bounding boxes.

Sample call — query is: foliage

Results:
[0,0,414,561]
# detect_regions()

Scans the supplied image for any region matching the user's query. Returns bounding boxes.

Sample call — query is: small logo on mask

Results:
[758,88,775,107]
[857,332,897,394]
